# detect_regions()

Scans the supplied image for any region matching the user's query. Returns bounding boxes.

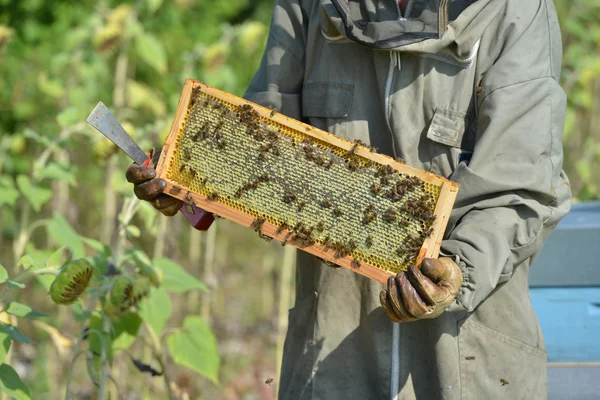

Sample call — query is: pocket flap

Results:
[302,82,354,118]
[426,108,475,151]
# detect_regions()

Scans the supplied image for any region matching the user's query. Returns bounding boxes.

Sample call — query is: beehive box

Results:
[156,79,459,284]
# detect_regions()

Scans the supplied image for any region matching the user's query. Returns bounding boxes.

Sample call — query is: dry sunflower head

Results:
[110,276,134,310]
[49,259,95,305]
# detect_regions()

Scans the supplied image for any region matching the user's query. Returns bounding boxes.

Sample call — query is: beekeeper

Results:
[126,0,571,398]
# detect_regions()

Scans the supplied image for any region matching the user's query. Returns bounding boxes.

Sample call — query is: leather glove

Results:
[379,257,462,322]
[125,148,183,216]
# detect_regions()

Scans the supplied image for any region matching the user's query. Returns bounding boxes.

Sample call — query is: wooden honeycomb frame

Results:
[156,79,459,284]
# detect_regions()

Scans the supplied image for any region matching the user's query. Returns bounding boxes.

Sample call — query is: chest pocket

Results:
[426,107,476,178]
[301,82,354,139]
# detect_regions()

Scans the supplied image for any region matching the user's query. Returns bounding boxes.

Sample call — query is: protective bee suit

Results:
[244,0,571,398]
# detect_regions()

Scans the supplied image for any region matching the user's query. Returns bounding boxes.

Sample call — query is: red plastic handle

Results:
[180,203,215,231]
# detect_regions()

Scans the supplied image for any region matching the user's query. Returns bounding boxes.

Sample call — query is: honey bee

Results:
[269,107,278,118]
[179,164,187,173]
[351,258,361,268]
[183,147,192,160]
[347,240,357,251]
[265,378,274,386]
[332,207,343,217]
[382,207,398,223]
[189,168,197,178]
[184,191,194,205]
[297,201,307,212]
[283,191,297,204]
[276,222,289,235]
[363,211,377,224]
[193,121,210,141]
[250,217,266,232]
[323,260,341,269]
[258,232,272,242]
[334,244,350,258]
[315,221,325,232]
[321,199,332,208]
[346,159,359,171]
[370,183,381,195]
[169,185,182,195]
[258,173,270,182]
[207,191,220,201]
[500,379,509,387]
[394,157,405,164]
[465,356,475,361]
[365,236,374,247]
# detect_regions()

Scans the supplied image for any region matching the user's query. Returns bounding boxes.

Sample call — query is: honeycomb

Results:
[164,86,444,275]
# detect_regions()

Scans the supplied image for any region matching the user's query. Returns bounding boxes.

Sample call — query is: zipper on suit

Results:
[384,51,400,159]
[396,0,416,20]
[390,322,401,400]
[385,51,402,400]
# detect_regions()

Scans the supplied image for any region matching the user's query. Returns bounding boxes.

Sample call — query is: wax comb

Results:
[156,79,459,284]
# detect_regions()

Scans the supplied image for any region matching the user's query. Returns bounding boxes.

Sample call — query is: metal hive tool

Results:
[156,80,459,284]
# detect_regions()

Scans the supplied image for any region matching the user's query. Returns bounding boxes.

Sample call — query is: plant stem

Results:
[153,215,168,259]
[145,323,175,400]
[64,296,99,400]
[113,196,139,268]
[201,222,217,323]
[97,317,111,400]
[186,225,203,312]
[13,203,31,263]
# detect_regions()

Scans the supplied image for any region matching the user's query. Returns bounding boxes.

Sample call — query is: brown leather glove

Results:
[125,148,183,216]
[379,257,463,322]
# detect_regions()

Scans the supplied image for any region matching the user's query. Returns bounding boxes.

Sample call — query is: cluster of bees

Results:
[172,89,439,271]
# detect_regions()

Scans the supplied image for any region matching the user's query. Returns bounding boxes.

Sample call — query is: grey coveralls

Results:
[244,0,571,398]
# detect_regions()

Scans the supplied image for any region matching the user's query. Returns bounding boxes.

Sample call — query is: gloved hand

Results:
[379,257,462,322]
[125,148,183,216]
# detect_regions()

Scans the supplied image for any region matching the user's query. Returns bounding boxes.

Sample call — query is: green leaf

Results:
[0,176,20,207]
[17,254,46,270]
[56,107,80,128]
[72,303,92,322]
[36,275,54,292]
[0,326,11,363]
[82,237,111,257]
[0,363,31,400]
[36,162,77,186]
[0,323,33,344]
[138,288,171,335]
[126,225,141,238]
[126,80,167,117]
[135,31,167,74]
[111,311,142,352]
[7,281,25,289]
[46,212,85,258]
[46,246,66,269]
[22,128,54,149]
[0,265,8,284]
[4,302,47,319]
[16,175,52,212]
[167,316,219,384]
[154,258,208,293]
[146,0,163,13]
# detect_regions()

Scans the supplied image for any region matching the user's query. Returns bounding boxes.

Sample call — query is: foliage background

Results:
[0,0,598,398]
